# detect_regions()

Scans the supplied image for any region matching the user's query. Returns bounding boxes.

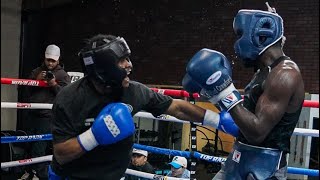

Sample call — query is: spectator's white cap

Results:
[45,44,60,61]
[132,148,148,157]
[169,156,187,168]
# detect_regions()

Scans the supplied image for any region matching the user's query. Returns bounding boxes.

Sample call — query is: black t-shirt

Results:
[51,77,172,180]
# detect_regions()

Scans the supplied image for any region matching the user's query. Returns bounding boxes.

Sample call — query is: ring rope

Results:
[1,143,318,176]
[1,77,319,177]
[125,169,189,180]
[1,102,319,137]
[1,78,48,87]
[1,136,318,176]
[151,88,319,108]
[1,134,52,143]
[1,155,53,168]
[1,77,319,108]
[0,155,187,180]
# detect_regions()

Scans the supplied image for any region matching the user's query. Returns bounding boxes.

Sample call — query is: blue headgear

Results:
[233,9,284,63]
[79,36,131,87]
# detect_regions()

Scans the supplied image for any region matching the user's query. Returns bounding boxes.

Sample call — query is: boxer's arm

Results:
[53,103,135,165]
[53,138,85,165]
[165,99,239,137]
[52,102,84,165]
[230,66,301,144]
[165,99,206,123]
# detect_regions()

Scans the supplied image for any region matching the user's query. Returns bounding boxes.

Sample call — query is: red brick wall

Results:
[25,0,319,93]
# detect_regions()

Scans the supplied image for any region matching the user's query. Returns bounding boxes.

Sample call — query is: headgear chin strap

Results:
[79,36,131,87]
[233,5,284,63]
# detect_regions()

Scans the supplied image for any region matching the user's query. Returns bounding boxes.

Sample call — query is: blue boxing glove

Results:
[203,109,239,137]
[77,103,135,151]
[182,72,239,136]
[182,73,202,93]
[186,48,243,111]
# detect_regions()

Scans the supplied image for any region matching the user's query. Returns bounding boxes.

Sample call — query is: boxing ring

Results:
[1,77,319,179]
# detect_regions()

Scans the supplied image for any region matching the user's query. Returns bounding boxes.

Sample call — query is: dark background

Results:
[19,0,319,93]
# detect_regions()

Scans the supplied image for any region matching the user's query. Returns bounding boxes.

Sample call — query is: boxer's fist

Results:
[203,109,239,137]
[186,48,242,111]
[77,103,135,151]
[182,74,202,93]
[217,111,239,137]
[186,48,232,95]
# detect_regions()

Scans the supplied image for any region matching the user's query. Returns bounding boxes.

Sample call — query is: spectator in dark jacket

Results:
[124,148,155,180]
[21,44,71,180]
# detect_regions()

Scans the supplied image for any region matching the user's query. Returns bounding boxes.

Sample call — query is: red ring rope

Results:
[151,88,319,108]
[1,78,48,87]
[1,78,318,108]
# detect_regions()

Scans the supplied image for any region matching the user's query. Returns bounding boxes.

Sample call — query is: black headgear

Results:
[79,36,131,87]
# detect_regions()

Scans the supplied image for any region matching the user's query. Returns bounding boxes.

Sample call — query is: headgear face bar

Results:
[79,36,131,87]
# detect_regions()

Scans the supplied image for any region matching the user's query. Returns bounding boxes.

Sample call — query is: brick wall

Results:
[23,0,319,93]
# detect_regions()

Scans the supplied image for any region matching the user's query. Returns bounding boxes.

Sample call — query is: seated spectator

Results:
[124,148,155,180]
[166,156,190,178]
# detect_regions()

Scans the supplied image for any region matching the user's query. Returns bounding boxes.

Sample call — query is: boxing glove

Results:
[203,109,239,137]
[182,73,202,93]
[77,103,135,151]
[186,48,242,111]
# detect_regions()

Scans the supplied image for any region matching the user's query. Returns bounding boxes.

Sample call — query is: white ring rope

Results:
[1,102,53,109]
[125,169,189,180]
[1,155,188,180]
[291,128,319,137]
[1,102,319,137]
[1,155,53,168]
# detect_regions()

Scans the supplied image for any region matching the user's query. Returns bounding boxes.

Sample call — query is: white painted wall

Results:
[1,0,22,130]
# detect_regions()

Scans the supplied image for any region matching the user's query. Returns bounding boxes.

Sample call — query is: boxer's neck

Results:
[258,47,285,68]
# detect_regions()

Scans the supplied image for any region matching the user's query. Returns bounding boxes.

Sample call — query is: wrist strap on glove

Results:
[203,110,220,128]
[77,128,99,151]
[218,111,239,137]
[203,109,239,137]
[218,90,243,111]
